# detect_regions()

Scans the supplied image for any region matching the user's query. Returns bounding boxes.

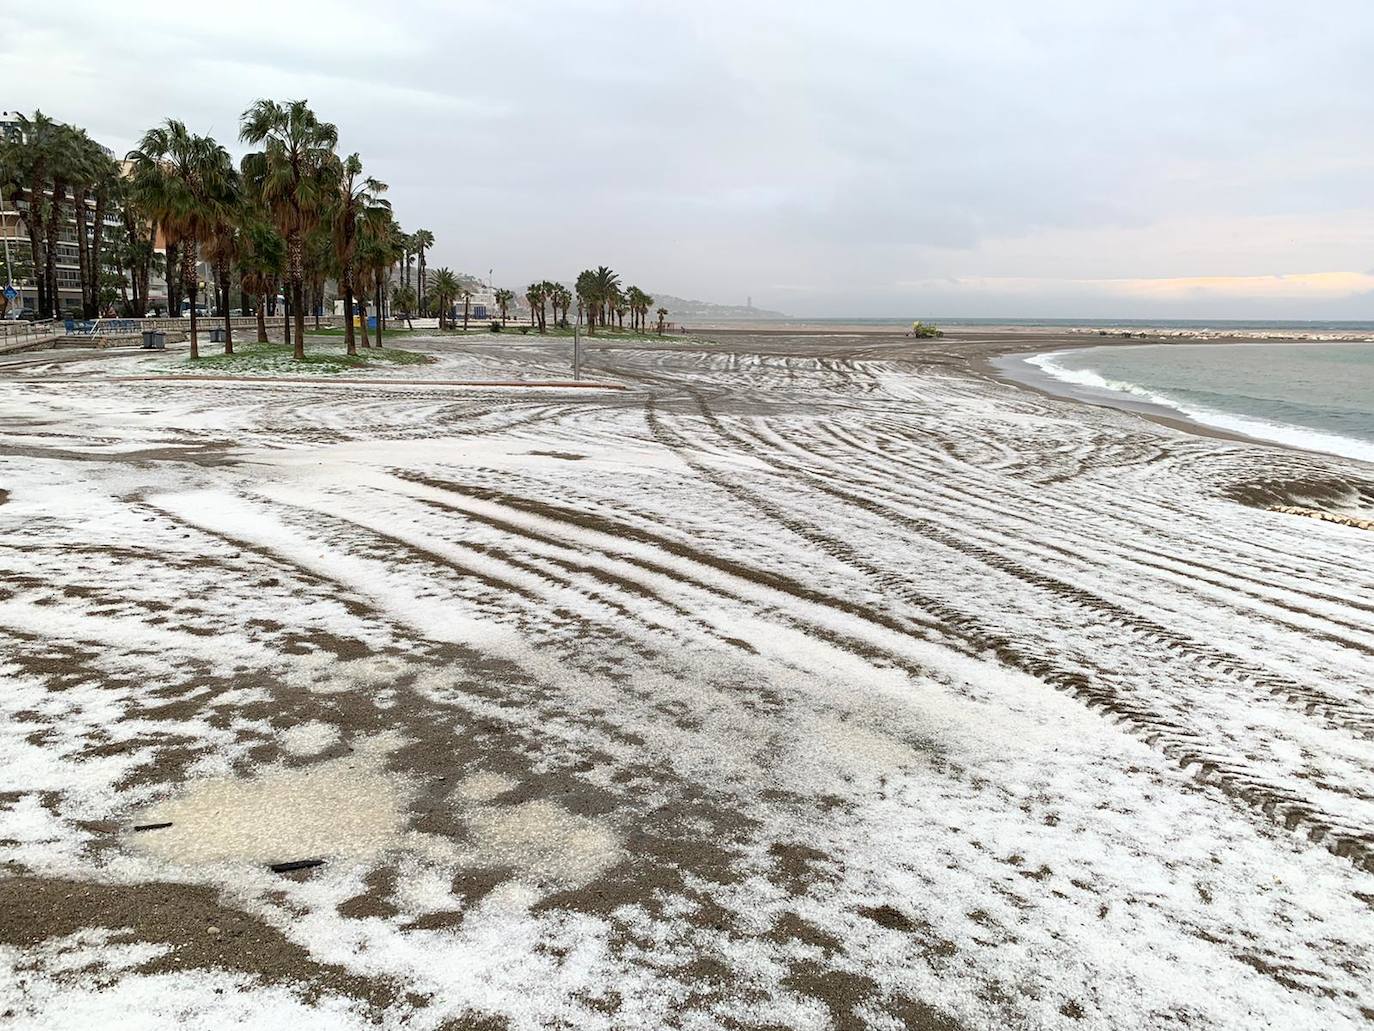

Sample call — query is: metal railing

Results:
[0,318,61,352]
[59,315,339,335]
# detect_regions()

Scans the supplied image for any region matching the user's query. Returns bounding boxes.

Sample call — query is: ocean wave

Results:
[1026,352,1374,465]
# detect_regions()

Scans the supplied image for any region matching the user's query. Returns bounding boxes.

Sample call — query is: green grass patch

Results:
[162,341,434,376]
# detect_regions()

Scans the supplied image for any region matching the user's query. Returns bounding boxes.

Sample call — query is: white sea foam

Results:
[1027,351,1374,465]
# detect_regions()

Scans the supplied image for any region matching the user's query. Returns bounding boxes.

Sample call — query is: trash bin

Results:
[141,330,166,350]
[210,327,226,343]
[141,330,155,349]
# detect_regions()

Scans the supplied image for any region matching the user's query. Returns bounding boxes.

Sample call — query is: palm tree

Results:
[391,284,416,328]
[461,285,472,331]
[126,120,237,359]
[69,130,121,318]
[639,291,654,334]
[428,267,458,330]
[203,170,245,354]
[550,283,571,328]
[330,152,389,356]
[525,282,545,332]
[656,306,669,334]
[593,267,620,329]
[575,269,598,333]
[363,217,404,347]
[411,228,434,311]
[115,183,160,318]
[494,287,514,324]
[401,233,415,296]
[304,223,334,330]
[39,122,85,317]
[0,112,58,316]
[238,217,285,343]
[624,286,651,333]
[239,99,340,360]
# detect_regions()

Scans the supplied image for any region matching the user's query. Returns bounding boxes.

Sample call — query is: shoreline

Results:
[976,343,1280,453]
[678,323,1361,462]
[974,337,1374,471]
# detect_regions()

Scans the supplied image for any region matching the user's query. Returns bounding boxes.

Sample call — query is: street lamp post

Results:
[0,181,13,291]
[573,307,581,382]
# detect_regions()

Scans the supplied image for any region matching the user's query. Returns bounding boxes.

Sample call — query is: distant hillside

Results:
[650,294,787,321]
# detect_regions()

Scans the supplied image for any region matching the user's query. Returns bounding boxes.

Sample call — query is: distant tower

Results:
[747,295,753,309]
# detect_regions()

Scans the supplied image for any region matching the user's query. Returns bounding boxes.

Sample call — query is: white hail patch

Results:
[451,769,519,803]
[465,800,622,890]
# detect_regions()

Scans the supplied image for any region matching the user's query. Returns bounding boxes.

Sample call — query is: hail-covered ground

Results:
[1,330,1372,1031]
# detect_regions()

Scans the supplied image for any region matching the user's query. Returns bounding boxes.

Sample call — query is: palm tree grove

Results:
[0,101,673,358]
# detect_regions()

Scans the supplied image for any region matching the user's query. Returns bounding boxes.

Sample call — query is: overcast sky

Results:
[5,0,1374,318]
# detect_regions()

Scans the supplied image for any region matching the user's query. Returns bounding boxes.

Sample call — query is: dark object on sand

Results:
[132,822,173,832]
[907,321,943,338]
[269,859,325,874]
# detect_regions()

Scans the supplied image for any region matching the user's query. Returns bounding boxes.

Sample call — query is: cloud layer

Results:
[6,0,1373,317]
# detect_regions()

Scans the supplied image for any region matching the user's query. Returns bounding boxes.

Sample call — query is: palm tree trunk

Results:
[22,173,48,317]
[181,242,199,359]
[89,186,109,317]
[43,178,65,317]
[287,230,305,359]
[220,261,233,355]
[293,281,306,360]
[283,292,291,351]
[165,241,180,317]
[359,295,371,347]
[256,294,268,343]
[343,284,357,355]
[375,277,384,348]
[74,188,93,317]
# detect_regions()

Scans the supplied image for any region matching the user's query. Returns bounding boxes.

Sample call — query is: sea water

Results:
[1026,342,1374,464]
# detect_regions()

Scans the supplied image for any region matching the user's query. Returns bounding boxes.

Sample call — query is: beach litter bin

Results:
[210,327,226,343]
[140,330,166,350]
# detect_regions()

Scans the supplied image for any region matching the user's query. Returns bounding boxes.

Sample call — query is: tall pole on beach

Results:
[573,308,581,382]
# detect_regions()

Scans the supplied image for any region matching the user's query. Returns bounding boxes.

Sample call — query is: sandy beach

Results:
[2,327,1372,1029]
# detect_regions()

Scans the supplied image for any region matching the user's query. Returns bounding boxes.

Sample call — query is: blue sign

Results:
[2,285,15,301]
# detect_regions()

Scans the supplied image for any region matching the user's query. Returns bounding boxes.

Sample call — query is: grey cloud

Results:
[7,0,1374,317]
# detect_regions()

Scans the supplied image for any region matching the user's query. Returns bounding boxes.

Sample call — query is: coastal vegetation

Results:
[0,105,674,355]
[0,112,135,319]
